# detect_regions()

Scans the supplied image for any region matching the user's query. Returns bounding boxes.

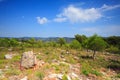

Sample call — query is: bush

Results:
[91,70,102,76]
[81,62,102,76]
[0,53,5,59]
[82,70,89,76]
[36,71,44,80]
[81,63,91,76]
[45,51,49,55]
[116,73,120,78]
[106,46,119,54]
[62,74,68,80]
[70,40,81,49]
[5,68,21,76]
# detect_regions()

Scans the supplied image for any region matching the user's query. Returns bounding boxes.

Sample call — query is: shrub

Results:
[0,53,5,59]
[62,74,68,80]
[106,46,119,54]
[91,70,102,76]
[70,40,81,49]
[81,63,91,76]
[5,68,21,76]
[45,51,49,55]
[36,71,44,80]
[116,73,120,78]
[82,70,89,76]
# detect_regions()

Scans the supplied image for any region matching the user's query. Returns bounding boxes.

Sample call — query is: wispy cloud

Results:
[54,4,120,23]
[36,17,48,24]
[53,17,67,22]
[36,4,120,24]
[99,4,120,11]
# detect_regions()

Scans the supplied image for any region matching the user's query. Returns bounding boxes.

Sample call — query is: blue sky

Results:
[0,0,120,37]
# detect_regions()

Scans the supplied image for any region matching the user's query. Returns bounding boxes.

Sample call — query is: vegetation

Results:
[0,34,120,79]
[87,34,107,59]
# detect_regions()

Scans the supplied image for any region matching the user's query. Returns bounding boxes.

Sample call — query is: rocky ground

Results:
[0,48,120,80]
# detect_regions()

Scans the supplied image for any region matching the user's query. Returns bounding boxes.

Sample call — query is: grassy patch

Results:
[91,70,102,76]
[0,52,5,59]
[115,73,120,78]
[62,74,68,80]
[51,62,69,73]
[81,62,102,76]
[5,68,21,76]
[36,71,44,80]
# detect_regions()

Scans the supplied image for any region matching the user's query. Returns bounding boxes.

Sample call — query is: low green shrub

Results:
[106,46,119,54]
[116,73,120,78]
[82,70,89,76]
[36,71,44,80]
[91,70,102,76]
[0,53,5,59]
[62,74,68,80]
[5,68,21,76]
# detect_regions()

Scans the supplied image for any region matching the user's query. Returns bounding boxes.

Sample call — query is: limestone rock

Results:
[9,76,20,80]
[20,76,28,80]
[4,54,12,59]
[20,51,37,69]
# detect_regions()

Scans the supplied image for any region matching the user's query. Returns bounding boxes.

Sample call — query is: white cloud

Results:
[54,5,102,23]
[100,4,120,11]
[53,17,67,22]
[54,4,120,23]
[36,17,48,24]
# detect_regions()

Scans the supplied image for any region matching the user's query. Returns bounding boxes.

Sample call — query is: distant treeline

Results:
[0,34,120,55]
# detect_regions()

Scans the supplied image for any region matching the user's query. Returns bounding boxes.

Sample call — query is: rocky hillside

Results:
[0,47,120,80]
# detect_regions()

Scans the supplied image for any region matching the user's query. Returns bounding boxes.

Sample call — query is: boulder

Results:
[20,51,37,69]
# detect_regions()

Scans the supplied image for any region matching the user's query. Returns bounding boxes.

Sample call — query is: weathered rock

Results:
[68,72,79,79]
[4,54,12,59]
[0,69,2,74]
[44,74,63,80]
[0,69,5,79]
[20,51,37,69]
[20,76,28,80]
[9,76,20,80]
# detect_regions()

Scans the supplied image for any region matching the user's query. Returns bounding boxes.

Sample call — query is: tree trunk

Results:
[93,50,96,60]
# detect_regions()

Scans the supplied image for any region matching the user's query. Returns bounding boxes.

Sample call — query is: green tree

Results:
[88,34,107,59]
[37,40,43,48]
[58,38,66,47]
[9,38,19,47]
[28,38,36,52]
[82,39,89,52]
[70,40,81,49]
[75,34,87,43]
[0,38,10,47]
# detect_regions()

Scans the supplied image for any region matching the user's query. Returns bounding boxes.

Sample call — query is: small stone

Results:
[20,76,28,80]
[9,76,19,80]
[4,54,12,59]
